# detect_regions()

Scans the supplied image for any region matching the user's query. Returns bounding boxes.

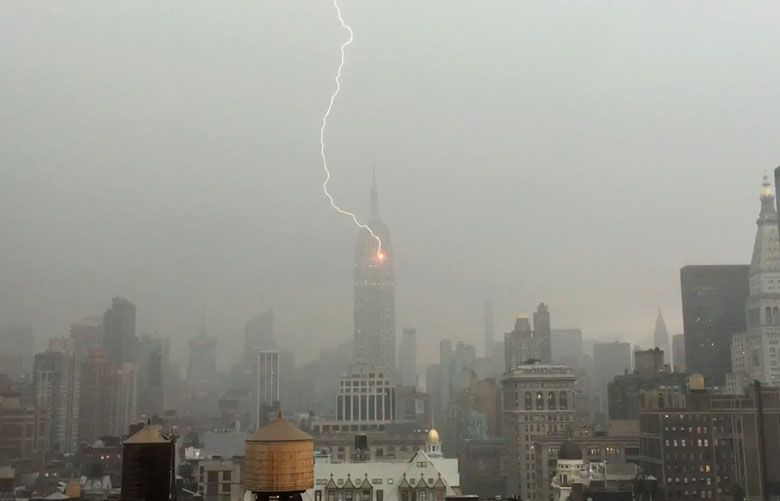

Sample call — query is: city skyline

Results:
[1,1,778,369]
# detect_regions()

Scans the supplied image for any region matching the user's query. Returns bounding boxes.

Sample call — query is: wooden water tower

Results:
[245,412,314,501]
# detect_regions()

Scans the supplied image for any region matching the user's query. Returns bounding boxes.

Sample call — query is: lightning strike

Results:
[320,0,383,259]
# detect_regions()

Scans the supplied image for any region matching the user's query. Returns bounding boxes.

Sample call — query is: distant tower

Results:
[653,308,670,365]
[534,303,552,363]
[398,328,418,388]
[484,302,495,359]
[187,316,217,383]
[103,297,137,363]
[425,428,442,457]
[354,172,396,372]
[33,338,78,452]
[256,351,280,427]
[504,315,539,371]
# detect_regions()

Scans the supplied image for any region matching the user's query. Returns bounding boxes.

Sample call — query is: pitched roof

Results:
[124,425,170,444]
[248,416,313,442]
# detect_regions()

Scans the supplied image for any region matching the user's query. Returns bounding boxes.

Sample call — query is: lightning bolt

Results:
[320,0,384,259]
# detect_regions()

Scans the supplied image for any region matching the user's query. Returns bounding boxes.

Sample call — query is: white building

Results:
[550,441,638,501]
[735,174,780,386]
[304,430,460,501]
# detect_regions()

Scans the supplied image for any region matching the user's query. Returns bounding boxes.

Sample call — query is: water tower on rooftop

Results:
[245,412,314,501]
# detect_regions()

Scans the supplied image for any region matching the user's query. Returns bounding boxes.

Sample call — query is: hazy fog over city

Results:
[2,0,780,367]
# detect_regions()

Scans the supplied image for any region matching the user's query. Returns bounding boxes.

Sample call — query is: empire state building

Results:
[354,175,396,372]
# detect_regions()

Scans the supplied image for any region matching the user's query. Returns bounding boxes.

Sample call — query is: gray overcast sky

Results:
[1,1,779,366]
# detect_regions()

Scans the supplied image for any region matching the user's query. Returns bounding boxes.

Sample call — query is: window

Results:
[316,491,322,501]
[377,490,383,501]
[548,391,556,410]
[207,471,218,483]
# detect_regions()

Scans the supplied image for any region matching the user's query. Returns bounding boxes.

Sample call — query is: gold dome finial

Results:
[426,428,440,444]
[762,172,774,200]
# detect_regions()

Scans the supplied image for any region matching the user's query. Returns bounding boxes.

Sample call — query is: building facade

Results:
[304,431,460,501]
[534,303,552,364]
[501,363,577,500]
[33,338,79,452]
[638,384,780,500]
[681,265,749,387]
[671,334,685,373]
[354,177,396,372]
[736,174,780,387]
[256,350,280,427]
[505,316,540,371]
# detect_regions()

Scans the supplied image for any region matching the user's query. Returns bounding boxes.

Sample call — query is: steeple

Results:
[369,166,379,222]
[760,172,776,220]
[751,173,780,274]
[653,307,670,364]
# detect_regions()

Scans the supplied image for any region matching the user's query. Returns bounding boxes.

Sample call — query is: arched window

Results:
[559,391,568,410]
[773,306,779,325]
[525,392,533,410]
[766,306,773,325]
[548,391,556,410]
[536,392,545,410]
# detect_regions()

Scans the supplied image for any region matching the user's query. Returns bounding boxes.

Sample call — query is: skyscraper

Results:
[398,328,418,388]
[504,315,539,371]
[501,362,577,500]
[103,297,137,363]
[33,338,79,452]
[681,266,749,386]
[137,335,167,418]
[78,349,118,444]
[735,174,780,386]
[354,175,396,371]
[256,351,279,427]
[653,308,670,365]
[533,303,552,363]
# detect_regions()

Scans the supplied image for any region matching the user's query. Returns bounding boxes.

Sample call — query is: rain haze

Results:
[2,0,780,367]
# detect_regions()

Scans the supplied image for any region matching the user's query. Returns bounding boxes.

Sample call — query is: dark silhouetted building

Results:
[608,349,686,420]
[639,383,780,500]
[671,334,685,373]
[120,425,173,501]
[681,265,749,386]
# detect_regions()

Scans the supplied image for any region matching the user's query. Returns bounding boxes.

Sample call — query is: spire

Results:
[760,171,776,219]
[653,307,669,351]
[751,172,780,274]
[369,166,380,221]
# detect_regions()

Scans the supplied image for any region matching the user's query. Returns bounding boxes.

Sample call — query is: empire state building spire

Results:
[354,173,396,372]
